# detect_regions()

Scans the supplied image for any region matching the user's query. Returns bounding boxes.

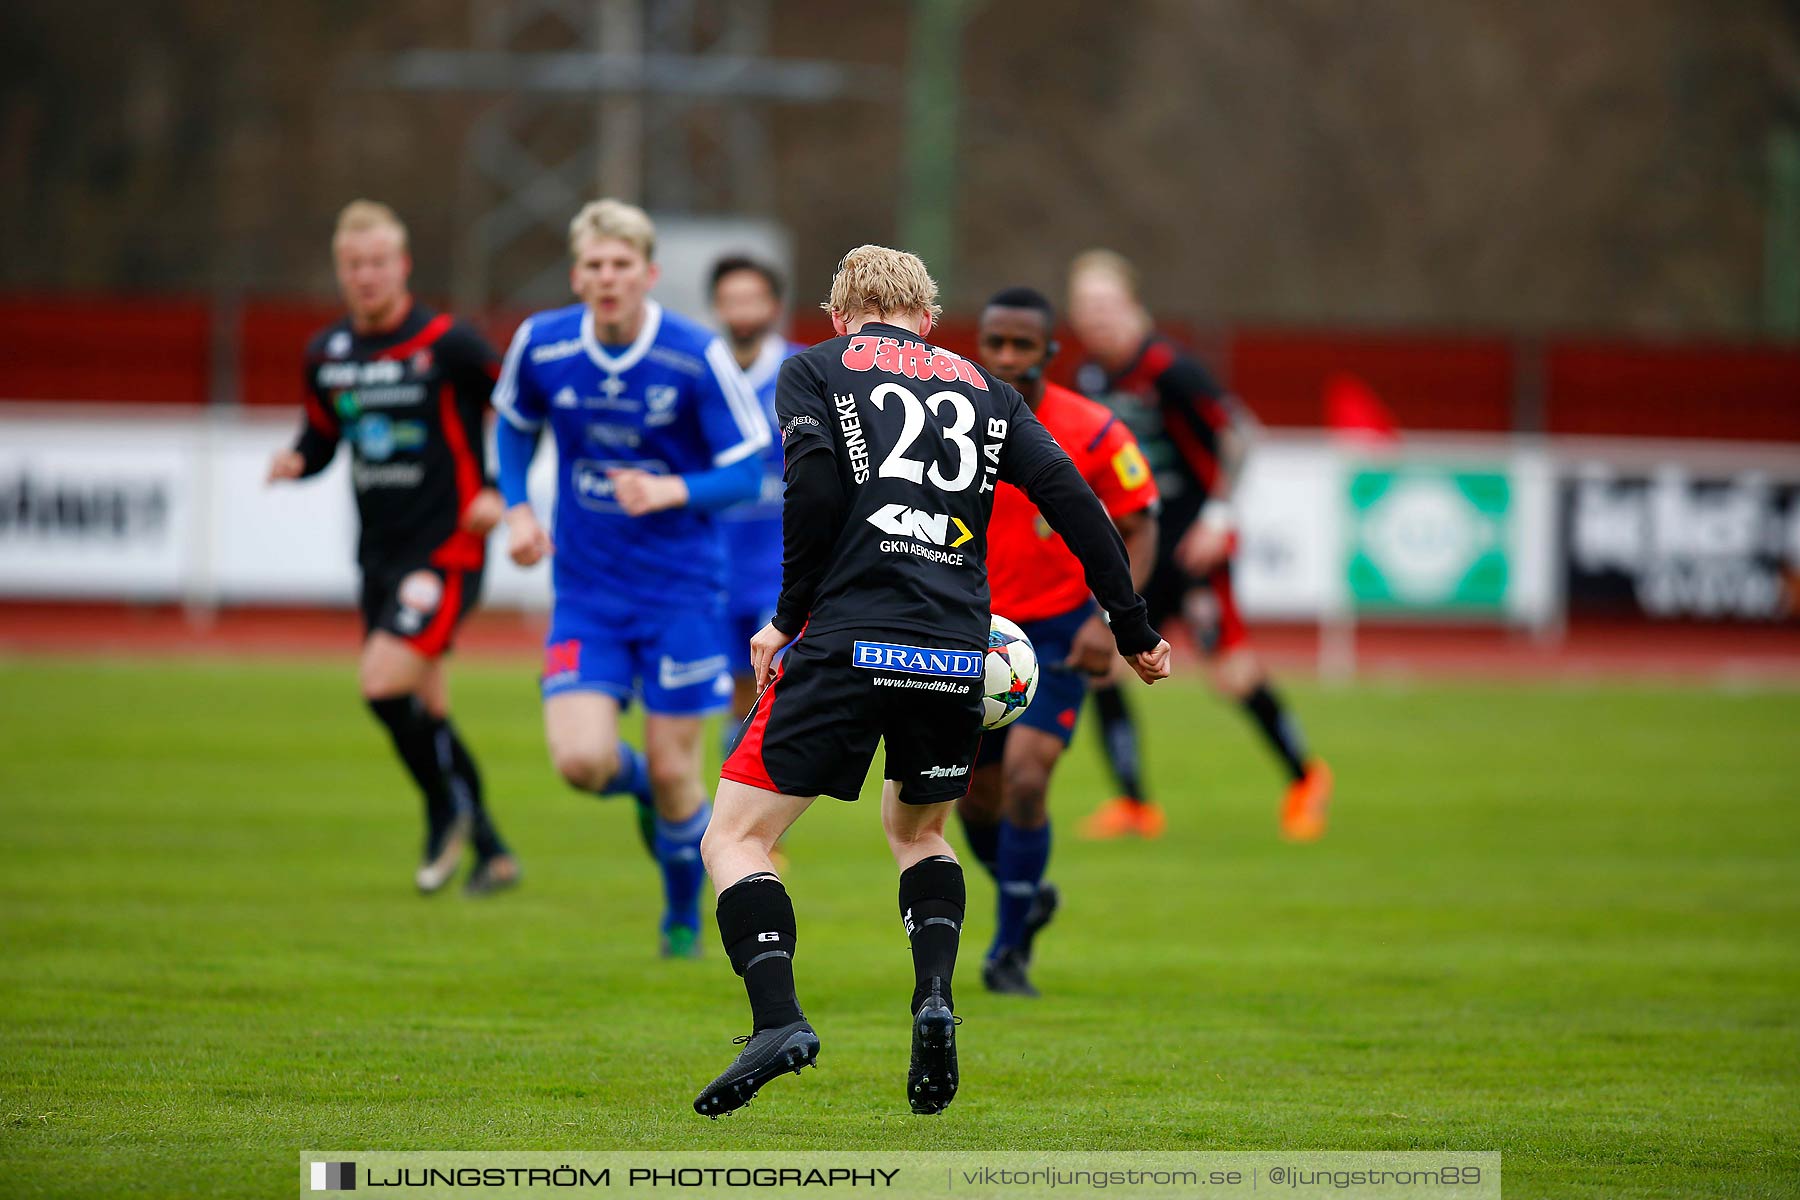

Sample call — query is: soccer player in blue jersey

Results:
[707,255,806,741]
[493,200,771,957]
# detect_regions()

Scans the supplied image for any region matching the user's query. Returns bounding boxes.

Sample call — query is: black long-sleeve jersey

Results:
[1075,334,1236,527]
[293,305,499,572]
[772,322,1157,656]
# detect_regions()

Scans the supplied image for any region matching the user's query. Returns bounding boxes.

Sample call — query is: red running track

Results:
[3,602,1797,683]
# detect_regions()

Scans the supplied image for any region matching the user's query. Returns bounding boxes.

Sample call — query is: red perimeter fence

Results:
[2,295,1798,442]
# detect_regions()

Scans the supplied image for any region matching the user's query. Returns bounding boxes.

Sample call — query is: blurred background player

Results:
[693,246,1171,1119]
[494,200,770,957]
[707,255,806,747]
[1067,250,1334,842]
[266,200,519,896]
[958,286,1159,997]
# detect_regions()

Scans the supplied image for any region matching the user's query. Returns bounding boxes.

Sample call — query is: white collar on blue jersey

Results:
[580,299,663,376]
[743,332,789,393]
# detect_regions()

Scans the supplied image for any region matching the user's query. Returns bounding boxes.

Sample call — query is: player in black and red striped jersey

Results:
[1067,249,1333,843]
[267,200,520,895]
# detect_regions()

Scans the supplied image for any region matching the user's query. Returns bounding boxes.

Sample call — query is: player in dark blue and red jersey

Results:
[959,287,1160,997]
[1067,250,1333,843]
[267,200,519,895]
[707,255,806,745]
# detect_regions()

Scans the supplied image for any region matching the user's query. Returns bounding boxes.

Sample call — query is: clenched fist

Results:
[461,487,505,536]
[505,504,553,567]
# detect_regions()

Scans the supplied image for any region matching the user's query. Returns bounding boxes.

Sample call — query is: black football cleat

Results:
[908,978,961,1115]
[415,811,472,894]
[693,1020,819,1118]
[1018,880,1060,964]
[981,947,1040,998]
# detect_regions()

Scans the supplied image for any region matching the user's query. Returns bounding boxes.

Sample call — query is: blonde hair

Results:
[823,244,943,321]
[1068,248,1139,299]
[568,198,656,260]
[334,200,408,250]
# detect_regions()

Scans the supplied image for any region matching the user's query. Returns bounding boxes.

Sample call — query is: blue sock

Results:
[653,803,711,932]
[600,742,651,803]
[990,819,1051,959]
[957,811,1001,881]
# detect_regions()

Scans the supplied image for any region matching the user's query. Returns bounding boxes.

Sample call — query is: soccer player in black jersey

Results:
[1067,250,1333,843]
[267,200,519,896]
[691,247,1171,1119]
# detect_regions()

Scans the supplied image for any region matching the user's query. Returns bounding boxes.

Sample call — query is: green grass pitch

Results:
[2,659,1797,1198]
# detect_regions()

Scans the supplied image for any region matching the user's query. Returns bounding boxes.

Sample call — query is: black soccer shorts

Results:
[721,627,985,805]
[359,561,485,658]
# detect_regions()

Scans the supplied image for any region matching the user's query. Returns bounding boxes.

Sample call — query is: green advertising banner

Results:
[1346,466,1511,612]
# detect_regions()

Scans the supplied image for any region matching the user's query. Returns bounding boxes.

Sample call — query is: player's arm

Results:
[752,357,842,688]
[996,387,1168,683]
[607,339,768,518]
[490,320,553,566]
[1154,357,1231,494]
[268,357,340,483]
[1087,416,1161,589]
[1065,418,1161,673]
[1157,358,1244,574]
[441,320,505,535]
[1117,508,1158,590]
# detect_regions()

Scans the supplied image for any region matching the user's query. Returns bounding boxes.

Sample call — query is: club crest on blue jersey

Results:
[852,641,982,678]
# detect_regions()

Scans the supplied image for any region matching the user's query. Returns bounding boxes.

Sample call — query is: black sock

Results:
[1242,683,1309,782]
[366,696,454,827]
[1091,682,1148,804]
[898,855,964,1014]
[716,873,803,1031]
[431,716,507,858]
[957,809,1000,880]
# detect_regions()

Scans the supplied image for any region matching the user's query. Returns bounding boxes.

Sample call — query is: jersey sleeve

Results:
[1085,415,1159,518]
[293,351,341,476]
[1015,449,1158,656]
[994,382,1073,488]
[491,319,546,432]
[1154,356,1230,494]
[441,320,502,394]
[771,447,847,636]
[440,321,501,486]
[698,338,774,467]
[773,355,835,466]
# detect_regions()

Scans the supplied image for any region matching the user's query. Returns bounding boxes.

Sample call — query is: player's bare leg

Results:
[544,691,626,789]
[724,674,791,872]
[543,690,656,853]
[883,783,966,1115]
[693,779,819,1116]
[359,632,472,893]
[1203,643,1333,842]
[644,715,713,956]
[729,675,759,738]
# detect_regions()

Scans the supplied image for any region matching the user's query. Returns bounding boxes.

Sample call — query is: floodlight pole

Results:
[901,0,973,304]
[362,0,870,309]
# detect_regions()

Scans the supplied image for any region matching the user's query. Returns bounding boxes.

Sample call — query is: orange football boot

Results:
[1280,760,1334,842]
[1079,796,1166,840]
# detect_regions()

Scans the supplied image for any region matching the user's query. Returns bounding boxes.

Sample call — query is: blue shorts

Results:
[975,602,1097,765]
[724,603,777,676]
[541,599,732,717]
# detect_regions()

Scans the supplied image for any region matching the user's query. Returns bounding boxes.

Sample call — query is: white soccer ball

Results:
[982,614,1040,730]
